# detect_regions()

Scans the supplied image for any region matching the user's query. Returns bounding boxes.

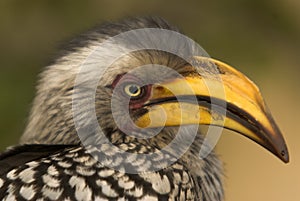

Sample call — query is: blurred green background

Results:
[0,0,299,200]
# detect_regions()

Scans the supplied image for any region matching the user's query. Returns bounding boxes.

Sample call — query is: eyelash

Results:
[110,74,152,107]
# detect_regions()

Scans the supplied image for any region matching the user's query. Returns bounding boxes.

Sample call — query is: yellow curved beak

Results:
[135,57,289,163]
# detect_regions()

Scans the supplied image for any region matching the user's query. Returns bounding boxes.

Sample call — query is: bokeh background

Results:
[0,1,299,200]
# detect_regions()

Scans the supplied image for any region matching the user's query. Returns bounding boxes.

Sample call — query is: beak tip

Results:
[280,148,290,163]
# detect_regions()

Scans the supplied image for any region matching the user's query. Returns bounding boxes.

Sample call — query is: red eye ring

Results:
[111,73,152,109]
[120,82,151,109]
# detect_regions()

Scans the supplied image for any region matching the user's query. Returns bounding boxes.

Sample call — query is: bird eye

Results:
[124,84,143,98]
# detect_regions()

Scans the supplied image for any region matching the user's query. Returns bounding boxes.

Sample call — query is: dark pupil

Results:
[129,85,139,94]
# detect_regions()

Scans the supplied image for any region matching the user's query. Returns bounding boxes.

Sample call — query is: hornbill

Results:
[0,17,289,201]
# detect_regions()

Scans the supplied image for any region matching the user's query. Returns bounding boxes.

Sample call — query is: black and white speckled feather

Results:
[0,141,222,200]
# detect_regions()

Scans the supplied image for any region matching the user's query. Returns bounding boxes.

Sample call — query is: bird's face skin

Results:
[102,52,288,163]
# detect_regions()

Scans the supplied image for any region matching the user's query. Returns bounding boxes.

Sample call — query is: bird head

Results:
[21,17,289,164]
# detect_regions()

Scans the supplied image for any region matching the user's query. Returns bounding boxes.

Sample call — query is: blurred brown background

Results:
[0,0,299,200]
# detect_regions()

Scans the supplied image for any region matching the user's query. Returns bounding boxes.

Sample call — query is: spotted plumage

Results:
[0,143,222,200]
